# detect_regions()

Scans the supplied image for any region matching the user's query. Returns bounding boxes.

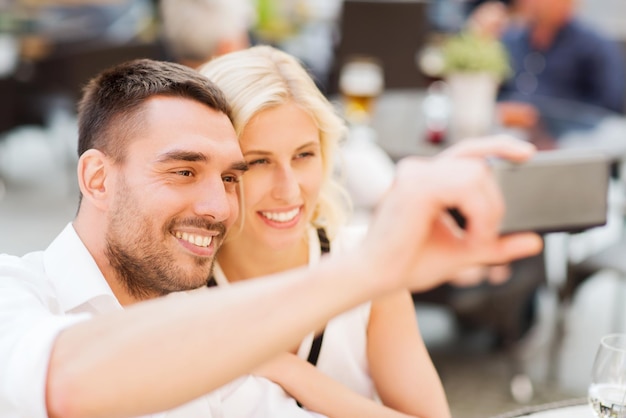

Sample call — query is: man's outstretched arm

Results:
[46,155,542,418]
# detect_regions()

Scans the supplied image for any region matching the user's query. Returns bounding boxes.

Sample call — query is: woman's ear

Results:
[77,149,111,210]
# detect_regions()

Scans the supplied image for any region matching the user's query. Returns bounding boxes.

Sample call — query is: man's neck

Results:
[73,217,151,307]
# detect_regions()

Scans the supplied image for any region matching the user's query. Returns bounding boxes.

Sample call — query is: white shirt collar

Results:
[43,223,121,314]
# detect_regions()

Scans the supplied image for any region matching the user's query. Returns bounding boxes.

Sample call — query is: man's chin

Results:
[181,273,214,291]
[164,281,210,296]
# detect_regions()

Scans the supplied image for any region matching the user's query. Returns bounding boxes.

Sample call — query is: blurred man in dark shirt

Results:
[498,0,625,122]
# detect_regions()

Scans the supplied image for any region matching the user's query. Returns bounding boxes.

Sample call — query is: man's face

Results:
[529,0,574,27]
[105,96,246,299]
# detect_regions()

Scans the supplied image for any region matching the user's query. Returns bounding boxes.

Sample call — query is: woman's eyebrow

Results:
[244,141,320,156]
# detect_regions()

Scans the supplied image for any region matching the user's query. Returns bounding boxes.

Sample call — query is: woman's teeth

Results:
[261,208,299,222]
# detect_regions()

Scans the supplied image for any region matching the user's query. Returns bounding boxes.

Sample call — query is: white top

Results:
[0,223,323,418]
[212,225,376,401]
[210,375,326,417]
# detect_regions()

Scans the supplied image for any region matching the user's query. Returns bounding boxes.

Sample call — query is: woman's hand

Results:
[253,352,416,418]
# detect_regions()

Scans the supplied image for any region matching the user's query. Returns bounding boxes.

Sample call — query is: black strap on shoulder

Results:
[317,227,330,255]
[296,228,330,408]
[306,331,324,366]
[307,229,329,366]
[306,328,326,368]
[208,231,329,363]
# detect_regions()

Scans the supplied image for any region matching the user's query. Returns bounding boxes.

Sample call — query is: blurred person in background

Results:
[13,0,155,49]
[493,0,626,132]
[158,0,255,68]
[0,0,157,131]
[465,0,520,38]
[0,0,161,192]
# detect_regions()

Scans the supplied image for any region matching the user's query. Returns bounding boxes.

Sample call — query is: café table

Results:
[369,89,626,162]
[519,405,591,417]
[490,398,592,417]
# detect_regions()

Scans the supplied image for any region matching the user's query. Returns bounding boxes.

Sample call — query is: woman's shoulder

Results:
[331,223,369,253]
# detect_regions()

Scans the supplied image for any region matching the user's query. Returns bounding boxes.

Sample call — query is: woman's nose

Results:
[271,165,300,201]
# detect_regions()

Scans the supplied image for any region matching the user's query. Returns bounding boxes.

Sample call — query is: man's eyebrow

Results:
[231,161,249,173]
[157,150,248,173]
[157,150,208,163]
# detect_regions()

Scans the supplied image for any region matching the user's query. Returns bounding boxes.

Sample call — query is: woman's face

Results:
[236,102,324,250]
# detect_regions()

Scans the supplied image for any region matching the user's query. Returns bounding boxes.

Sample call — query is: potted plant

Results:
[439,30,511,140]
[440,31,511,80]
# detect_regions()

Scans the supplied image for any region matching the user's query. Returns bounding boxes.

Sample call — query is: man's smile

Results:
[173,231,214,248]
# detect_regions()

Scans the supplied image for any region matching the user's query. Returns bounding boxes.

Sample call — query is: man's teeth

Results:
[174,231,213,247]
[261,208,299,222]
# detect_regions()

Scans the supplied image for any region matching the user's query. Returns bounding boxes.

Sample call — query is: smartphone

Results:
[491,150,610,234]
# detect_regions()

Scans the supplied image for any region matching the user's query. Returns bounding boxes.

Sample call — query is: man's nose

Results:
[194,178,233,222]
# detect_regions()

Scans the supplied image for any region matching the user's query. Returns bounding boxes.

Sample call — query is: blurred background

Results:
[2,1,626,416]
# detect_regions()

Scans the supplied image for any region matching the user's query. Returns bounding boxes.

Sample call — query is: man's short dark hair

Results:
[77,59,233,162]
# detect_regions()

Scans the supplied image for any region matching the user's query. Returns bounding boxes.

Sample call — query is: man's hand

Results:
[439,134,536,161]
[497,102,540,129]
[438,135,537,287]
[362,136,542,294]
[448,264,512,287]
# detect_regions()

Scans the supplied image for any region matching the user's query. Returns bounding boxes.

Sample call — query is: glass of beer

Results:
[338,56,384,124]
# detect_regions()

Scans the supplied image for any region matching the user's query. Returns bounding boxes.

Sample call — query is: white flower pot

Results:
[446,72,499,141]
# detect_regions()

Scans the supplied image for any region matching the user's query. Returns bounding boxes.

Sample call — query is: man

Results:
[497,0,625,129]
[0,58,541,418]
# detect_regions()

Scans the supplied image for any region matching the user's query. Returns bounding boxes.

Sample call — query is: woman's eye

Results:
[296,151,315,159]
[248,158,269,166]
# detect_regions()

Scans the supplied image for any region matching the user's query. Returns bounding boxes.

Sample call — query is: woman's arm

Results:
[367,290,451,418]
[254,353,416,418]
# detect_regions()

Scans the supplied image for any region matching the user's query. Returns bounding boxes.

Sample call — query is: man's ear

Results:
[77,149,112,210]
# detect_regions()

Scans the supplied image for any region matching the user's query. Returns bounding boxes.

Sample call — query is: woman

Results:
[199,45,451,418]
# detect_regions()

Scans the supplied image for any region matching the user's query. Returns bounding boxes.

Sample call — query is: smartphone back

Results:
[492,150,610,234]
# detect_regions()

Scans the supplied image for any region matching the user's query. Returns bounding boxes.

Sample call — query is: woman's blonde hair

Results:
[199,45,351,239]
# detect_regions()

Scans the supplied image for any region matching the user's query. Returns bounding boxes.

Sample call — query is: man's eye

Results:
[176,170,193,177]
[223,175,240,184]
